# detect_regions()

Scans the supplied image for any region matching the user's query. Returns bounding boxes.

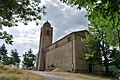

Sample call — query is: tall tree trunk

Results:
[101,40,109,76]
[104,54,109,75]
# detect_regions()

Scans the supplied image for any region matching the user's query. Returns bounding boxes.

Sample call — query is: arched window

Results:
[47,30,50,35]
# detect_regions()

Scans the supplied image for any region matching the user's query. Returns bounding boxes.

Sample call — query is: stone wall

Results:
[45,30,101,73]
[73,32,88,72]
[45,34,74,71]
[73,31,102,73]
[46,34,73,52]
[45,31,89,72]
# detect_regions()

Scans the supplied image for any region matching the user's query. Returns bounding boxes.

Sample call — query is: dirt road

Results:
[31,71,83,80]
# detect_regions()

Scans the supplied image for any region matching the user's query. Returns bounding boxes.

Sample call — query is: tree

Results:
[83,26,120,75]
[0,44,9,65]
[110,48,120,69]
[10,49,20,67]
[83,33,102,73]
[0,31,13,44]
[22,49,36,70]
[0,0,46,44]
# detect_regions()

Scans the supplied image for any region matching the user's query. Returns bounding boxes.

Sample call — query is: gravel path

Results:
[31,71,83,80]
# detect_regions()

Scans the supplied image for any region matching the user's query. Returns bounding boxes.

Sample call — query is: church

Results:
[36,21,101,73]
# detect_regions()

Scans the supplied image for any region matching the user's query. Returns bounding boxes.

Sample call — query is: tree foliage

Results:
[83,33,102,65]
[22,49,36,70]
[110,48,120,69]
[0,31,13,44]
[83,27,120,75]
[0,44,9,65]
[10,49,20,67]
[0,0,46,44]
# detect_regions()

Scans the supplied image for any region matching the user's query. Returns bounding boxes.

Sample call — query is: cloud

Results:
[42,0,88,41]
[0,0,88,55]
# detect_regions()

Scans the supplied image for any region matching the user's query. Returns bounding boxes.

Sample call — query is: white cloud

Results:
[0,0,88,55]
[41,0,88,41]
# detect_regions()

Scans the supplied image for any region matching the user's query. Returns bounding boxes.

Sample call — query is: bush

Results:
[112,70,120,77]
[0,75,18,80]
[109,66,120,77]
[0,77,10,80]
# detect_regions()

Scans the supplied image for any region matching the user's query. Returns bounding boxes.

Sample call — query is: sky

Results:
[0,0,88,56]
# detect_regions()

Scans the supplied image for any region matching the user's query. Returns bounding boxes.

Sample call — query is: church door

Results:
[89,64,93,73]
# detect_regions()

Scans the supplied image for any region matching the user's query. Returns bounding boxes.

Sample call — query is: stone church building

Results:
[36,21,101,73]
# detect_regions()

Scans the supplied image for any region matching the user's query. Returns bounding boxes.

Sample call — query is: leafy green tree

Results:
[110,48,120,69]
[83,33,102,73]
[0,44,9,65]
[22,49,36,70]
[83,27,120,75]
[10,49,20,67]
[0,0,46,44]
[0,31,13,44]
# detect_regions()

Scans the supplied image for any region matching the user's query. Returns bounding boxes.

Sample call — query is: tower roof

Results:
[43,21,51,27]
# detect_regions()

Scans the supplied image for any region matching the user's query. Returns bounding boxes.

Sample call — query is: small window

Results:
[47,30,50,35]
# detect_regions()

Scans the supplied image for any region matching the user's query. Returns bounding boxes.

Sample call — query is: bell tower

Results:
[36,21,53,71]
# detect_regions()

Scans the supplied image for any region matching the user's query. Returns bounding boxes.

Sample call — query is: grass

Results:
[0,64,44,80]
[50,72,113,80]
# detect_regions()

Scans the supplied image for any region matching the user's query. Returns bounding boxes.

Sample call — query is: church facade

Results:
[36,21,101,73]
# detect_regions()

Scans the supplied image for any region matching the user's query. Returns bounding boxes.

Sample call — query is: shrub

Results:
[0,77,10,80]
[112,70,120,77]
[109,66,120,78]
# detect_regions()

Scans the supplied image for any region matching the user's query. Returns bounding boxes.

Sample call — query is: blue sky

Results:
[0,0,88,56]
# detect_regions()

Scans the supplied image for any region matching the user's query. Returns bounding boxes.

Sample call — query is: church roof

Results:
[46,30,89,51]
[43,21,51,27]
[55,30,89,43]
